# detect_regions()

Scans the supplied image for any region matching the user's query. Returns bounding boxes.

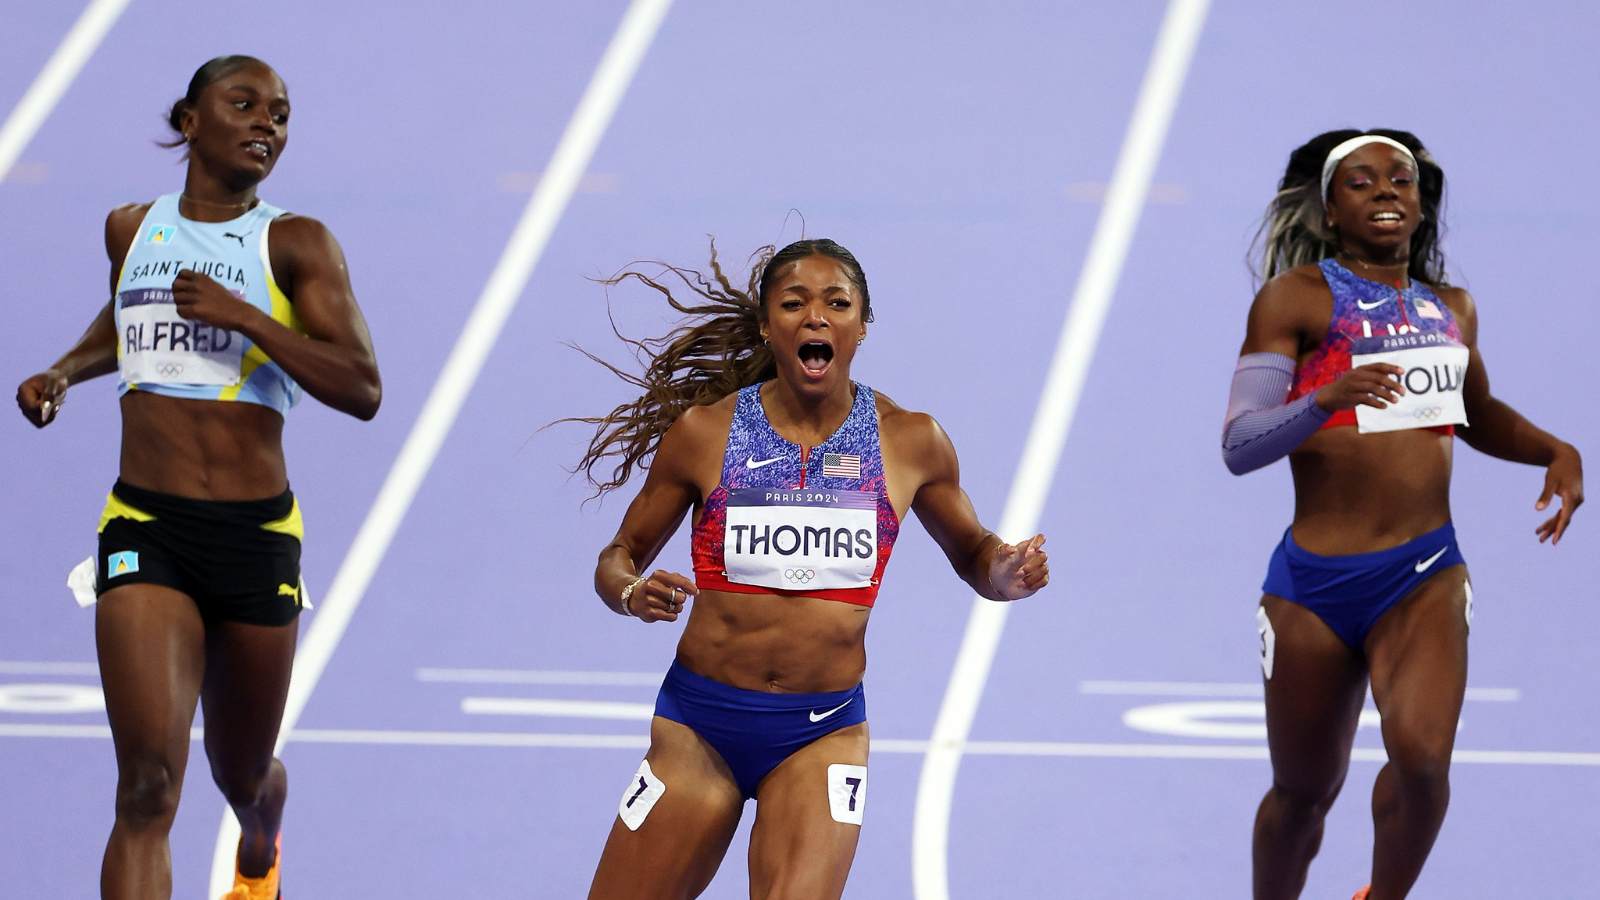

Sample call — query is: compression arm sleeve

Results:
[1221,352,1331,475]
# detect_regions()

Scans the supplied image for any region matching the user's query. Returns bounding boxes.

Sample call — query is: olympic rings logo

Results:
[156,363,185,377]
[1413,406,1443,421]
[784,568,817,584]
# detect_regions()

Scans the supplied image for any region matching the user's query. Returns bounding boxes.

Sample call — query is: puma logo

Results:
[224,230,252,248]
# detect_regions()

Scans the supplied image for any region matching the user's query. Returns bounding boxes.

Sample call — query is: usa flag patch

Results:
[1413,296,1444,320]
[822,452,861,479]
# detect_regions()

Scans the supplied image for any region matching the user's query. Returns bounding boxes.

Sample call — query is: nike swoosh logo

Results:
[809,698,854,723]
[1356,297,1392,311]
[1414,546,1450,574]
[746,456,785,470]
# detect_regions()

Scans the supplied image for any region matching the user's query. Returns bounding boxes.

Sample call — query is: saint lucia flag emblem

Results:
[146,224,175,244]
[107,551,140,577]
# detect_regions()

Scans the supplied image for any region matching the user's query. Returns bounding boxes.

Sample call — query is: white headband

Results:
[1320,135,1418,204]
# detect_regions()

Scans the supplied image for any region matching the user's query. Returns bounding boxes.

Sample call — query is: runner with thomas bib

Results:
[571,238,1048,899]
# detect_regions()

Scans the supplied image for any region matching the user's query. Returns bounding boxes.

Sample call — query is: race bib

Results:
[724,488,877,591]
[117,287,243,386]
[1351,333,1468,434]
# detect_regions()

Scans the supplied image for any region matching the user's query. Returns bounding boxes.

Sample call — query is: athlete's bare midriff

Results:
[1288,426,1453,555]
[675,590,870,694]
[119,391,287,499]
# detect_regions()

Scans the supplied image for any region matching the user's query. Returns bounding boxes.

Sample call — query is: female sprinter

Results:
[572,239,1048,898]
[1221,129,1583,899]
[14,56,380,899]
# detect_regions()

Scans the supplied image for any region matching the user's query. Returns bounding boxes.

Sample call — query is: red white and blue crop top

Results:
[690,382,900,607]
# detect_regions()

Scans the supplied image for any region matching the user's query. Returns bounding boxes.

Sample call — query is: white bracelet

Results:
[619,576,647,617]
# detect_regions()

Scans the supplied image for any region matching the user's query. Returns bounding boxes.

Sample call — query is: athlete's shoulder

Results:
[1430,282,1478,340]
[104,202,153,257]
[1257,263,1331,307]
[1239,265,1333,355]
[875,392,951,455]
[666,394,735,449]
[267,212,338,250]
[654,394,734,483]
[1430,283,1475,316]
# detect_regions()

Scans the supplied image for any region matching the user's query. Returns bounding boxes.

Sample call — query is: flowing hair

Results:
[567,238,872,497]
[1250,128,1448,287]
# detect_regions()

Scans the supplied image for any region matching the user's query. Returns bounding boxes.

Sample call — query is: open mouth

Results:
[798,340,834,378]
[243,140,272,160]
[1369,210,1404,227]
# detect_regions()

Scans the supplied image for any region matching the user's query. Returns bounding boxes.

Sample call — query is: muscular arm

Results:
[53,207,144,383]
[1222,275,1328,474]
[249,215,381,419]
[1444,286,1583,542]
[15,206,142,426]
[1447,288,1577,465]
[593,406,711,618]
[904,412,1043,601]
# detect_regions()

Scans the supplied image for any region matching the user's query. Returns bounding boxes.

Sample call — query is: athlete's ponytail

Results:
[568,238,872,497]
[1250,128,1449,287]
[159,55,273,150]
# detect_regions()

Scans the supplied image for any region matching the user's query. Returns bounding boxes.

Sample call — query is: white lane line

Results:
[9,724,1598,767]
[1080,680,1522,703]
[461,697,655,720]
[0,0,131,183]
[911,3,1211,898]
[417,667,661,686]
[206,1,675,892]
[0,661,100,676]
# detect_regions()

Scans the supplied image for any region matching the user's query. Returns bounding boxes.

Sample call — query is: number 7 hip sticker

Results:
[827,764,867,825]
[618,759,666,831]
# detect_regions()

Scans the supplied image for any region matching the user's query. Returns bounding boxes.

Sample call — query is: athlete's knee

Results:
[210,756,278,810]
[1270,773,1344,821]
[115,755,182,827]
[1384,727,1454,789]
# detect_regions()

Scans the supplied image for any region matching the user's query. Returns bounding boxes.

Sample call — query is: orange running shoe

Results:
[1351,886,1371,900]
[222,833,281,899]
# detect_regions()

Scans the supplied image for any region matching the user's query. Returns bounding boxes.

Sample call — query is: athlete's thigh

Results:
[1260,595,1368,792]
[96,584,207,774]
[747,722,869,900]
[1364,567,1470,746]
[200,618,298,776]
[589,716,744,900]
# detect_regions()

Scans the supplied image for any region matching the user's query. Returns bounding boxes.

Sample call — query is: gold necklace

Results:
[180,193,255,212]
[1340,254,1409,288]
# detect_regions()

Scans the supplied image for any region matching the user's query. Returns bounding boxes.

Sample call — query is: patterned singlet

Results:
[1287,258,1464,435]
[690,382,900,607]
[113,192,304,414]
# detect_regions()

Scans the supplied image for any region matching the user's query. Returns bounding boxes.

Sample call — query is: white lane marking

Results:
[205,1,675,893]
[1122,700,1382,740]
[416,668,661,686]
[0,683,103,714]
[1079,680,1522,703]
[8,724,1599,767]
[0,661,100,676]
[911,3,1211,898]
[461,697,655,720]
[0,0,131,184]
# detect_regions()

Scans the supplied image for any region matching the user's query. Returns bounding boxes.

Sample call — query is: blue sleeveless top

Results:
[1289,258,1464,432]
[113,193,303,415]
[691,382,900,607]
